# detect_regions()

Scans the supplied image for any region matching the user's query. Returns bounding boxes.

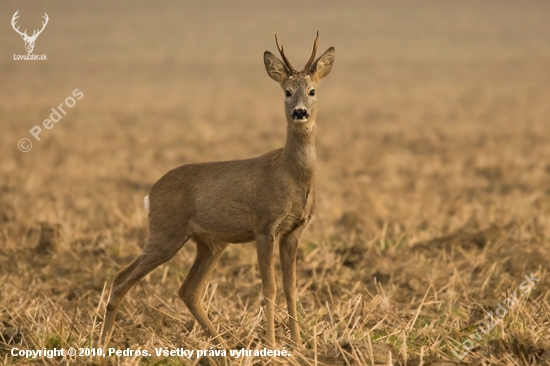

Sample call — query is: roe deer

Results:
[100,32,335,347]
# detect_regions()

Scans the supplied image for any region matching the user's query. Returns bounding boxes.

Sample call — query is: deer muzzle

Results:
[291,108,309,121]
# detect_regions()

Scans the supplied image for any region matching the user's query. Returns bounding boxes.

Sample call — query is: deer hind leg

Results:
[178,237,229,345]
[101,232,190,347]
[280,225,305,346]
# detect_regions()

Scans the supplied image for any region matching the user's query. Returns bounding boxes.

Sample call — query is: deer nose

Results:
[292,108,309,120]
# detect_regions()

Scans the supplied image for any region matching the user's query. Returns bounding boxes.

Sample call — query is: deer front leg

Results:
[256,234,277,345]
[280,228,304,346]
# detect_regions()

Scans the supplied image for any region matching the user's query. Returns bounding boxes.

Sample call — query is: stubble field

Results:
[1,1,550,365]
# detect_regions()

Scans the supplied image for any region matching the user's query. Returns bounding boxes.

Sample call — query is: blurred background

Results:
[2,0,549,236]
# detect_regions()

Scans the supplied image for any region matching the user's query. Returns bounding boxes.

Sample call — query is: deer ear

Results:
[309,47,335,82]
[264,51,289,84]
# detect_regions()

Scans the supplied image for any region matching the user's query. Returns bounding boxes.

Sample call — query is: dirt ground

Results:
[1,1,550,365]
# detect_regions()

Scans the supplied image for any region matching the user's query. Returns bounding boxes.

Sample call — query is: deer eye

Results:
[309,89,316,97]
[285,90,292,97]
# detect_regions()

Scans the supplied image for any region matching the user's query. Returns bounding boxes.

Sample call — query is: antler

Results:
[303,31,319,72]
[11,11,28,37]
[275,34,296,73]
[11,11,48,40]
[31,13,49,39]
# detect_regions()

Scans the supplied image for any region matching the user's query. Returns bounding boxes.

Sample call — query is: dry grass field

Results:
[1,1,550,365]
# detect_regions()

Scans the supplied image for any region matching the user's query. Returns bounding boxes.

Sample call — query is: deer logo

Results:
[11,11,49,54]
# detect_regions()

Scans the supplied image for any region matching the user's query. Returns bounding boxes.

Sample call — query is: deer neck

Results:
[282,121,316,182]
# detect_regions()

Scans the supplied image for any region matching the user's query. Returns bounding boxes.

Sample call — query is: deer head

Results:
[12,11,49,54]
[264,32,335,125]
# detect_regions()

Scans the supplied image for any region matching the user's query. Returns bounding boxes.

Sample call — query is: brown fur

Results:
[100,33,335,347]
